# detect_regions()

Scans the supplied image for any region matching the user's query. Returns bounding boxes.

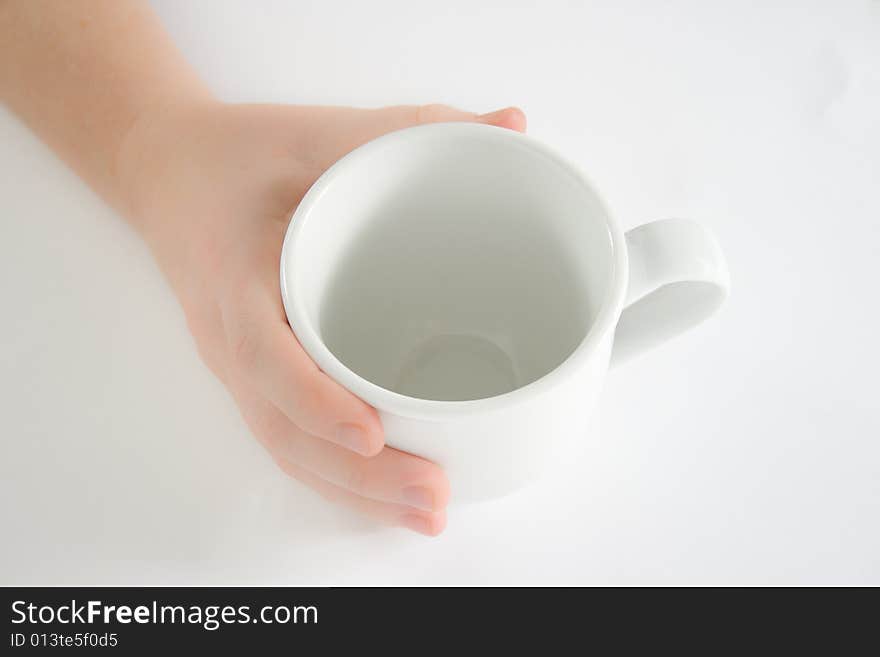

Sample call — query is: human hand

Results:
[119,102,526,535]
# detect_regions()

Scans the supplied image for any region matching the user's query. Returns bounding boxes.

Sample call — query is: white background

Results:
[2,0,878,585]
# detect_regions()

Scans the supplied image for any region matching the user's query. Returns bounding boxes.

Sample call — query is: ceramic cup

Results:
[280,122,729,502]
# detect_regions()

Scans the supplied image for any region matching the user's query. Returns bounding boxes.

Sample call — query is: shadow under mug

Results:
[281,122,729,502]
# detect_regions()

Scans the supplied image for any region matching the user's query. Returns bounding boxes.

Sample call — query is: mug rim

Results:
[280,122,628,420]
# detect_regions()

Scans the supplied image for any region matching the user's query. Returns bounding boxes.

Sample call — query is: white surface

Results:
[1,0,878,585]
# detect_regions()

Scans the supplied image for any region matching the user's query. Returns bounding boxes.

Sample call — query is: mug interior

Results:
[290,125,613,401]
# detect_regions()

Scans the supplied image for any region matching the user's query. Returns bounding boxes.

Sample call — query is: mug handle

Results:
[610,218,730,366]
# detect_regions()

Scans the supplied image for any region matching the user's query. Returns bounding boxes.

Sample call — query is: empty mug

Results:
[280,122,729,502]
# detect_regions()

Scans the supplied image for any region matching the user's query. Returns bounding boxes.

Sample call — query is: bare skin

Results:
[0,1,526,535]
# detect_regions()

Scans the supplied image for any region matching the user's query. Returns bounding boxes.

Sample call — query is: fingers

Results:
[275,457,447,537]
[221,280,384,457]
[233,389,450,535]
[290,104,527,171]
[275,424,450,512]
[372,103,527,134]
[243,393,449,512]
[475,106,527,132]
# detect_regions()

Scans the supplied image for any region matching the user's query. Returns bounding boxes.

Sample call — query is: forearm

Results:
[0,0,211,221]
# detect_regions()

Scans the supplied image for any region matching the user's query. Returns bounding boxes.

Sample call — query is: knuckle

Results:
[229,326,262,376]
[257,412,287,448]
[189,332,227,383]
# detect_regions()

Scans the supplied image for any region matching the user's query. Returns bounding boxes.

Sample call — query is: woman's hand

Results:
[1,2,528,535]
[120,102,526,535]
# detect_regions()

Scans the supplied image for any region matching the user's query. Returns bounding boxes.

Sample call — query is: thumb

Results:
[473,106,528,132]
[381,103,527,133]
[296,104,527,171]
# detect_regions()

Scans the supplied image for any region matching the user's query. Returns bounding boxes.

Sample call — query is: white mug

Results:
[280,122,729,502]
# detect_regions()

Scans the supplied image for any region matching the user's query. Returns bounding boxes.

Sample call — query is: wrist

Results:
[116,96,218,235]
[116,97,222,298]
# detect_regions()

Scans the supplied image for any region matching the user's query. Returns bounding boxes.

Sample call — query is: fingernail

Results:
[401,486,435,511]
[336,423,370,455]
[478,108,510,122]
[479,107,526,131]
[400,514,433,535]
